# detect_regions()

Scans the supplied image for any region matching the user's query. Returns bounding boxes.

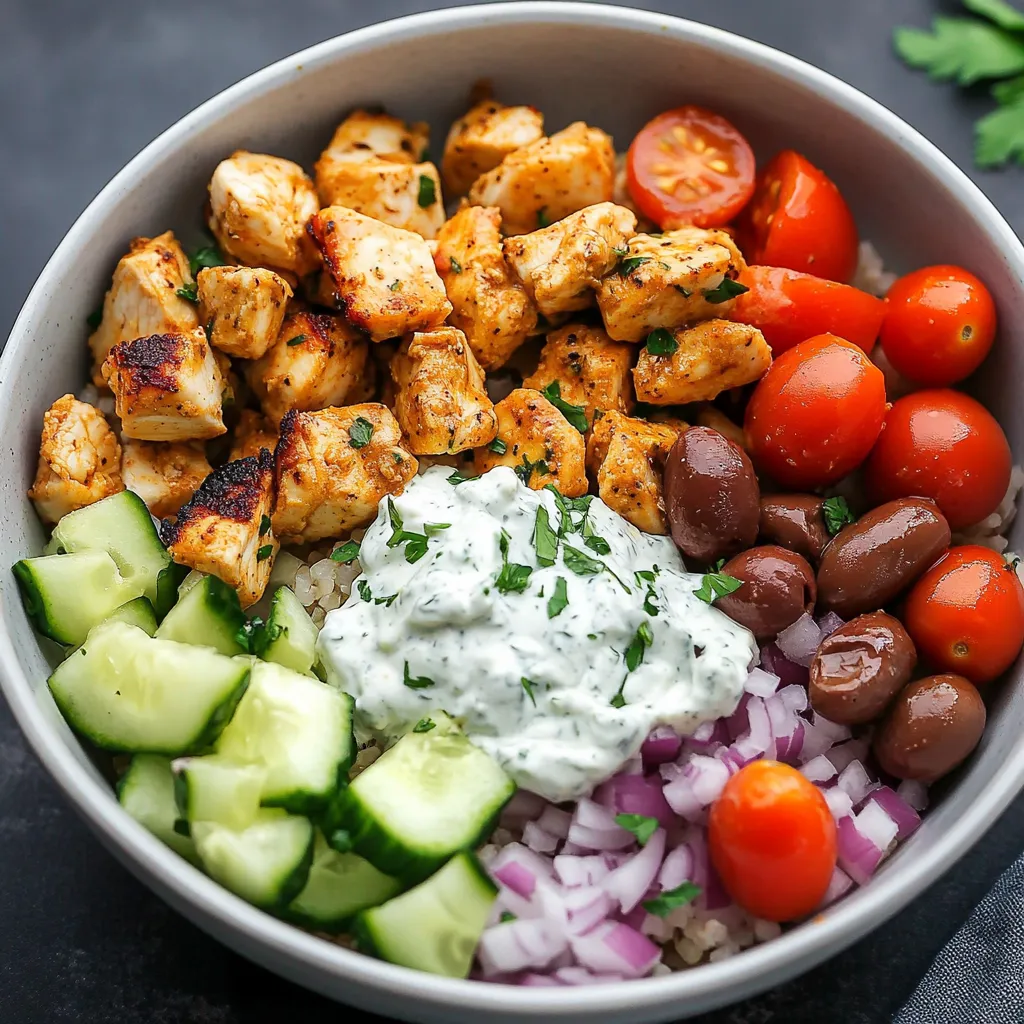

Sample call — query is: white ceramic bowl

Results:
[3,4,1024,1021]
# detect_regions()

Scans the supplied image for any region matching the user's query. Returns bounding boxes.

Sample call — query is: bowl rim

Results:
[4,2,1024,1016]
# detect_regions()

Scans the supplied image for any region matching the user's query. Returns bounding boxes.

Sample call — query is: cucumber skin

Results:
[263,754,354,818]
[276,835,317,909]
[12,560,55,640]
[155,563,189,620]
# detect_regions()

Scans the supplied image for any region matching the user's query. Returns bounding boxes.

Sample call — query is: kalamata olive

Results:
[664,426,760,565]
[873,674,986,782]
[758,494,831,563]
[817,498,950,618]
[808,611,917,724]
[716,545,817,640]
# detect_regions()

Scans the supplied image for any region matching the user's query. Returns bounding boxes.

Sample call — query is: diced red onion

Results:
[477,918,570,977]
[574,798,622,832]
[620,754,644,775]
[854,799,899,853]
[740,696,773,756]
[552,966,627,985]
[744,667,781,698]
[596,773,673,828]
[812,712,853,744]
[702,863,732,911]
[819,865,854,907]
[561,886,616,934]
[688,718,729,751]
[777,683,809,714]
[602,828,666,914]
[800,754,837,784]
[775,613,822,667]
[866,786,921,840]
[797,720,837,763]
[536,805,572,839]
[836,759,878,806]
[523,821,559,855]
[570,921,662,979]
[490,843,555,899]
[560,841,586,856]
[817,611,845,637]
[658,844,695,891]
[897,778,929,812]
[520,974,561,987]
[502,789,548,822]
[774,721,805,763]
[761,642,810,687]
[493,860,540,899]
[664,756,730,819]
[552,854,611,888]
[566,823,636,851]
[641,726,682,766]
[725,693,753,742]
[836,813,885,885]
[823,786,854,821]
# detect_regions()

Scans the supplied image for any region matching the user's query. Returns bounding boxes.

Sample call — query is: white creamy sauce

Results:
[318,466,757,802]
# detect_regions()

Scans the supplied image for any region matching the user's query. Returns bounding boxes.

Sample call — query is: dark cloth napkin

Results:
[896,855,1024,1023]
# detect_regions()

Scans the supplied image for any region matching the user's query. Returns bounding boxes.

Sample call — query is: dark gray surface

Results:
[2,1,1023,1021]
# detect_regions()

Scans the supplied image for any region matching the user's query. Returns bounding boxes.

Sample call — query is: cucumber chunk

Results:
[192,809,314,909]
[322,713,515,882]
[173,755,266,831]
[216,661,354,814]
[354,852,497,978]
[48,620,250,754]
[256,587,319,675]
[107,597,158,636]
[286,832,401,931]
[117,754,198,863]
[13,551,137,646]
[156,575,246,656]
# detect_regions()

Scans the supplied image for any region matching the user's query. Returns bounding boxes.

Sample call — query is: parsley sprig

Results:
[615,813,659,846]
[385,497,447,564]
[495,530,533,594]
[643,882,702,917]
[822,495,856,535]
[694,571,743,604]
[540,381,589,433]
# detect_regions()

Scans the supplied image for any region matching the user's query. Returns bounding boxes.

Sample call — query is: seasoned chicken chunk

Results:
[88,232,200,385]
[197,266,292,360]
[273,404,417,543]
[309,207,452,342]
[317,110,429,166]
[468,122,615,235]
[28,396,124,524]
[229,409,279,462]
[207,151,320,276]
[442,99,545,196]
[596,227,747,343]
[247,309,370,425]
[633,319,771,405]
[121,439,212,519]
[473,388,587,496]
[391,327,497,455]
[503,203,636,319]
[522,323,635,429]
[102,328,226,441]
[694,404,748,450]
[162,450,277,608]
[433,204,537,370]
[586,412,681,535]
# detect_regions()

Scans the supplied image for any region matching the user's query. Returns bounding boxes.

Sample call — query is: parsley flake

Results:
[643,586,659,617]
[563,544,604,577]
[642,882,703,917]
[348,416,375,449]
[521,677,538,706]
[330,540,360,564]
[500,911,517,923]
[533,505,559,567]
[447,469,474,485]
[417,174,437,207]
[702,278,749,303]
[694,572,743,604]
[256,544,274,561]
[259,514,272,536]
[403,662,435,689]
[547,576,569,618]
[413,718,435,733]
[541,381,588,433]
[176,282,199,303]
[612,245,630,257]
[624,621,654,672]
[357,580,372,602]
[495,530,533,594]
[286,334,307,347]
[615,812,659,846]
[617,255,651,277]
[822,495,856,535]
[674,284,692,298]
[487,437,508,455]
[537,206,551,228]
[448,256,463,274]
[645,327,679,356]
[188,242,226,276]
[515,454,549,486]
[389,280,402,292]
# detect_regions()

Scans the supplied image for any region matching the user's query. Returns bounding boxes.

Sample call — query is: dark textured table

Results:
[2,1,1023,1021]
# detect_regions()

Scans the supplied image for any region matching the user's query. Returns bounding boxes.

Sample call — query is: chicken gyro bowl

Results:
[4,6,1024,1022]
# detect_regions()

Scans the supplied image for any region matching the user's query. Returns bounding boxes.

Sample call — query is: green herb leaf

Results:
[563,544,604,577]
[331,540,361,564]
[537,206,551,228]
[964,0,1024,33]
[532,505,559,567]
[348,416,375,449]
[642,882,703,917]
[976,91,1024,165]
[694,572,744,604]
[612,245,630,257]
[286,334,308,347]
[487,437,508,455]
[389,280,402,292]
[400,533,429,563]
[618,255,652,277]
[521,677,538,706]
[624,620,654,672]
[176,282,199,303]
[515,454,549,486]
[357,579,372,602]
[87,307,103,330]
[233,617,262,653]
[540,381,589,433]
[993,73,1024,104]
[547,576,569,618]
[188,242,226,277]
[822,495,856,535]
[403,661,435,689]
[674,284,692,297]
[645,328,679,356]
[643,586,659,617]
[424,522,451,537]
[610,687,627,709]
[702,278,749,303]
[413,718,435,733]
[386,497,404,541]
[259,514,272,537]
[500,911,517,923]
[893,17,1024,85]
[495,561,533,594]
[447,470,473,485]
[374,593,398,607]
[448,256,463,274]
[417,174,437,208]
[256,544,274,561]
[615,812,659,846]
[584,533,611,556]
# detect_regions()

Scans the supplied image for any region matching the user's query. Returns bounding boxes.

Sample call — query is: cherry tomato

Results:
[709,760,837,922]
[626,106,756,229]
[744,333,887,489]
[735,151,859,283]
[728,265,885,356]
[904,545,1024,684]
[879,265,997,387]
[865,389,1011,530]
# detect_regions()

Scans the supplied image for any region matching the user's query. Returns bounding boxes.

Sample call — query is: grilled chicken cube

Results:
[272,404,417,543]
[596,227,747,343]
[207,151,320,276]
[391,327,497,455]
[247,309,370,425]
[586,412,681,535]
[102,328,226,441]
[503,203,637,319]
[229,409,279,462]
[309,207,452,342]
[88,232,199,385]
[468,122,615,236]
[317,109,429,166]
[694,404,748,450]
[196,266,292,360]
[633,319,771,405]
[162,450,277,608]
[442,99,545,196]
[433,204,537,370]
[28,396,124,524]
[522,322,635,429]
[473,388,587,496]
[120,439,212,519]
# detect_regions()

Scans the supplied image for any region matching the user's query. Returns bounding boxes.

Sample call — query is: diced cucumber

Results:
[354,852,497,978]
[156,575,246,656]
[286,832,401,931]
[106,597,158,636]
[216,661,354,814]
[156,562,190,619]
[322,713,515,882]
[48,620,250,754]
[50,490,173,616]
[13,551,137,646]
[255,587,319,675]
[173,755,266,831]
[117,754,198,864]
[192,809,314,909]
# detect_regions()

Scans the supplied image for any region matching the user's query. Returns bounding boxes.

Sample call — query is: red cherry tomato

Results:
[709,760,837,922]
[879,265,997,386]
[728,265,885,356]
[865,390,1011,530]
[904,545,1024,685]
[626,106,756,229]
[744,333,887,489]
[735,150,859,283]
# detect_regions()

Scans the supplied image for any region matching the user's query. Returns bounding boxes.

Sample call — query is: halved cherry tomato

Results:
[735,151,859,283]
[904,545,1024,685]
[879,265,997,386]
[744,333,887,489]
[709,760,837,922]
[865,390,1011,530]
[728,265,885,356]
[626,106,756,229]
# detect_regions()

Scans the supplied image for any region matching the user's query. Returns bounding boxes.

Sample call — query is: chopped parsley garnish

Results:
[563,544,605,577]
[357,580,372,602]
[610,681,627,709]
[694,571,744,604]
[624,621,654,672]
[643,586,659,617]
[540,381,588,433]
[188,242,226,276]
[495,529,533,594]
[424,523,451,536]
[348,416,375,449]
[385,497,431,563]
[256,544,274,561]
[822,495,856,535]
[500,911,517,923]
[176,282,199,303]
[532,505,559,567]
[413,718,435,733]
[331,540,361,564]
[634,567,659,585]
[645,328,679,356]
[403,662,435,689]
[87,307,103,330]
[515,454,549,486]
[521,677,538,706]
[615,812,659,846]
[286,334,307,346]
[259,514,271,536]
[537,206,551,228]
[374,593,398,607]
[583,528,611,556]
[487,437,508,455]
[417,174,437,207]
[448,256,463,274]
[642,882,703,917]
[447,470,473,485]
[612,245,630,257]
[617,255,651,277]
[702,278,749,303]
[547,576,569,618]
[674,284,692,297]
[389,280,402,292]
[234,617,268,654]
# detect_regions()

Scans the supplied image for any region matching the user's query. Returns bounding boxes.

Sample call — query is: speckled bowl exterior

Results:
[2,5,1023,1021]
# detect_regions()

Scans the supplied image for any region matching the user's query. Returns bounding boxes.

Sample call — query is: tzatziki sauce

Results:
[317,466,757,802]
